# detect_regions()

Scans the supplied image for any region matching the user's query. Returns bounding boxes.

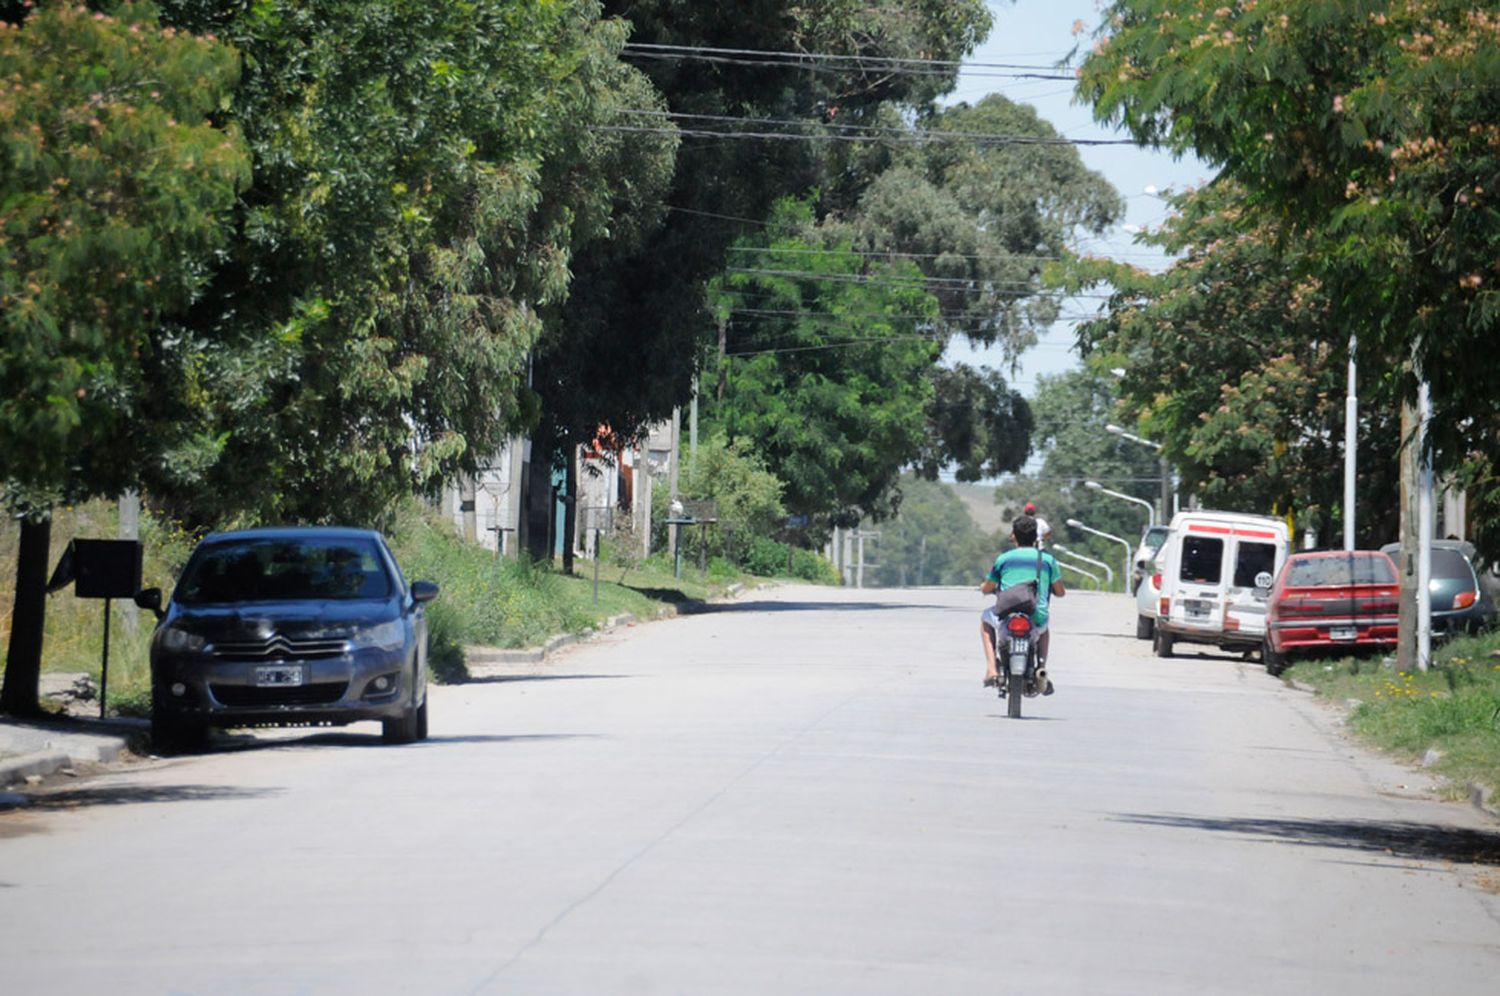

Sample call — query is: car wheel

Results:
[1153,628,1174,658]
[382,701,420,744]
[1262,639,1289,677]
[416,697,429,741]
[151,698,206,753]
[1136,614,1155,640]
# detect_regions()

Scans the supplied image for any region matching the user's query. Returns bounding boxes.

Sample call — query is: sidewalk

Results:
[0,715,145,795]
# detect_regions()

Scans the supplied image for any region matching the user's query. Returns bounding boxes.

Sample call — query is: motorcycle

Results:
[993,607,1046,719]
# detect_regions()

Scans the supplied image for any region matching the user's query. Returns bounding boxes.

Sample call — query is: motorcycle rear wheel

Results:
[1007,671,1024,718]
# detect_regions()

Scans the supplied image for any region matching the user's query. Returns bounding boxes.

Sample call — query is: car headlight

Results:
[160,625,207,654]
[362,620,406,649]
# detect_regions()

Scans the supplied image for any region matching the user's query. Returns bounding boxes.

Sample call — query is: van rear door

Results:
[1225,538,1281,638]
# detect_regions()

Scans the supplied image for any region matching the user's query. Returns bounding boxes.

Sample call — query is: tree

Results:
[705,202,943,527]
[528,0,997,559]
[145,0,675,528]
[1076,0,1500,665]
[1058,181,1403,544]
[864,475,999,587]
[0,2,250,714]
[1077,1,1500,517]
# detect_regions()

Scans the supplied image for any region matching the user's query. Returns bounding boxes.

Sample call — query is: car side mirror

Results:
[134,587,165,620]
[410,580,440,604]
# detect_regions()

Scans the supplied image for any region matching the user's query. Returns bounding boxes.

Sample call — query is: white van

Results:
[1152,510,1291,658]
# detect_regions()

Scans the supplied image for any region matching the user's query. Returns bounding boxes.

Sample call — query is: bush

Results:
[740,535,840,584]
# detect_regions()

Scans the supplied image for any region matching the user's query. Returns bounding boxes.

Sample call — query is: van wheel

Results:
[1136,615,1155,640]
[1153,628,1174,658]
[1263,639,1289,676]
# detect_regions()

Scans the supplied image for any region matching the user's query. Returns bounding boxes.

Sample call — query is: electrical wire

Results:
[619,42,1076,81]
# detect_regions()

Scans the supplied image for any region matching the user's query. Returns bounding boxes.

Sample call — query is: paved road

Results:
[2,586,1498,994]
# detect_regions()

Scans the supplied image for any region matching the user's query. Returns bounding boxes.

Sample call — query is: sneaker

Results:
[1043,679,1056,696]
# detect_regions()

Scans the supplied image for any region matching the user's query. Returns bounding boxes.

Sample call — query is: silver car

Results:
[137,526,438,749]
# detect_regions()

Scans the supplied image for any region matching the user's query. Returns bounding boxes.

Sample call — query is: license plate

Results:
[1009,638,1029,654]
[254,664,305,687]
[1329,626,1357,641]
[1184,598,1212,619]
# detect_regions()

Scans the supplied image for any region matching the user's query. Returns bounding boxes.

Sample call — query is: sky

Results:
[944,1,1214,401]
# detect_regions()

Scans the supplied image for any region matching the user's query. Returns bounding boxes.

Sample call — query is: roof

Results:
[197,526,386,545]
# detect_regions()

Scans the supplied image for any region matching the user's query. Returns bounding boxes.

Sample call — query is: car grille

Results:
[211,682,349,707]
[212,634,348,662]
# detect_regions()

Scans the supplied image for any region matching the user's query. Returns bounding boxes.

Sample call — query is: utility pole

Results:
[1344,333,1357,550]
[461,473,478,544]
[118,490,139,633]
[716,315,728,402]
[667,407,682,564]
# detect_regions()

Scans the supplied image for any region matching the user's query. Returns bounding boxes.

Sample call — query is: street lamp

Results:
[1065,518,1133,595]
[1085,479,1155,529]
[1053,558,1103,590]
[1050,543,1114,589]
[1105,423,1175,521]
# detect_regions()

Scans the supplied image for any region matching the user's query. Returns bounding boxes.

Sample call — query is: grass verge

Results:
[1285,633,1500,807]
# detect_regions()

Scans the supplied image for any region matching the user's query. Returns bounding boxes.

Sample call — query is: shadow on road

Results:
[685,599,933,615]
[1114,812,1500,865]
[465,674,631,685]
[202,730,598,753]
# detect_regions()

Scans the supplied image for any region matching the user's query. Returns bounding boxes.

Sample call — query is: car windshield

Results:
[176,537,394,604]
[1142,527,1169,553]
[1431,548,1475,582]
[1285,554,1395,587]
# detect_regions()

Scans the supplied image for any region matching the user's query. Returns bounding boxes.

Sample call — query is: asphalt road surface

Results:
[3,586,1499,994]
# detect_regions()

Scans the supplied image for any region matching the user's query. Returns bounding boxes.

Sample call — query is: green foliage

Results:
[679,434,786,538]
[0,2,250,514]
[834,95,1124,355]
[144,0,676,528]
[1058,181,1403,543]
[863,474,999,587]
[706,200,942,525]
[741,536,841,584]
[1078,0,1500,558]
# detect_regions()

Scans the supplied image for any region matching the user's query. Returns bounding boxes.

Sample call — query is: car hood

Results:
[164,600,401,642]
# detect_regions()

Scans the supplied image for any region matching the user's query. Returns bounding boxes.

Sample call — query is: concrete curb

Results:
[0,718,141,791]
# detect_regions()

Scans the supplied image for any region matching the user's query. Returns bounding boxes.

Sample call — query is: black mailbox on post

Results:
[73,539,143,600]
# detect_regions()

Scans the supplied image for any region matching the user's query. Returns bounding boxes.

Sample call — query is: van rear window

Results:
[1179,537,1223,584]
[1233,542,1278,588]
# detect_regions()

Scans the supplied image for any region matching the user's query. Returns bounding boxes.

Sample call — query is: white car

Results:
[1135,548,1163,640]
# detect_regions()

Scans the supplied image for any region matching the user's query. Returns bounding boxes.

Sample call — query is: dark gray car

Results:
[137,526,439,749]
[1379,540,1495,636]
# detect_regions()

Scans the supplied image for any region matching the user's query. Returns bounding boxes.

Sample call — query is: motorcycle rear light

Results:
[1454,590,1478,609]
[1005,615,1032,635]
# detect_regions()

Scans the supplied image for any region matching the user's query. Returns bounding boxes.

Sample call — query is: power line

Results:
[620,41,1076,81]
[603,110,1133,148]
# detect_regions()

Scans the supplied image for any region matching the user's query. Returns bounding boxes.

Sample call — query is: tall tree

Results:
[528,0,996,558]
[705,202,943,526]
[1077,0,1500,547]
[147,0,676,527]
[0,2,250,714]
[1059,181,1403,543]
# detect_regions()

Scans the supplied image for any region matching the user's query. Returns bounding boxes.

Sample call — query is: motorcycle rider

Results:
[1023,501,1052,548]
[980,513,1065,692]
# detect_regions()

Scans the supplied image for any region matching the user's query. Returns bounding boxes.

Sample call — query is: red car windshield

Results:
[1284,554,1395,588]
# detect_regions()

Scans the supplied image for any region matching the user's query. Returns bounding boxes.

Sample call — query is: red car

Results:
[1263,550,1400,675]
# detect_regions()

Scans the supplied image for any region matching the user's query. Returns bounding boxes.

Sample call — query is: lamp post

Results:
[1051,543,1114,589]
[1053,558,1103,590]
[1065,518,1133,594]
[1105,422,1175,521]
[1084,479,1155,529]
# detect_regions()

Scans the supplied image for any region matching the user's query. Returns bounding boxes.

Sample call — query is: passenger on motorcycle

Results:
[980,514,1065,691]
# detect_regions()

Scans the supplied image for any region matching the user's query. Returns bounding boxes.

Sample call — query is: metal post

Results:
[99,597,110,719]
[856,531,865,589]
[1417,378,1433,671]
[593,529,601,606]
[1344,333,1357,551]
